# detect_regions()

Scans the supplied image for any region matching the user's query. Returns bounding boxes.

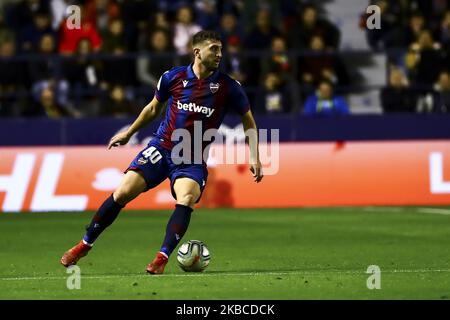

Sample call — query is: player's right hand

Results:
[108,131,131,149]
[250,161,264,183]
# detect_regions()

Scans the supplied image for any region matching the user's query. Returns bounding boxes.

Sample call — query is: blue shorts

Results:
[125,141,208,203]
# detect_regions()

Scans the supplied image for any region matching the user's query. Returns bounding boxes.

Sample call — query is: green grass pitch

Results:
[0,207,449,300]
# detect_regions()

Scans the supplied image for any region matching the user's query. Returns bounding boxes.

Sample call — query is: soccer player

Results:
[60,30,263,274]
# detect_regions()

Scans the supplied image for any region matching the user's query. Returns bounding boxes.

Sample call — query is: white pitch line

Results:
[362,207,406,213]
[1,269,450,281]
[417,208,450,215]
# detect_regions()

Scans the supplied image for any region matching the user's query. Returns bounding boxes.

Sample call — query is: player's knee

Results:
[113,188,134,206]
[177,193,198,207]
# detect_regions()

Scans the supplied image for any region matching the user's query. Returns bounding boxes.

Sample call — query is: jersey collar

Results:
[187,63,220,82]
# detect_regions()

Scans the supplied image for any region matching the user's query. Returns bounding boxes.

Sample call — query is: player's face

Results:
[197,40,223,70]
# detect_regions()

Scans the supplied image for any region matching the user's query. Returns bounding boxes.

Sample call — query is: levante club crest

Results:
[210,82,219,93]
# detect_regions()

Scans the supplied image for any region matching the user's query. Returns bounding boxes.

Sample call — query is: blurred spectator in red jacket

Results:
[58,5,102,54]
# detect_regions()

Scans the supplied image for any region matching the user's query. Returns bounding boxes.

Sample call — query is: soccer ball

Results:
[176,240,210,272]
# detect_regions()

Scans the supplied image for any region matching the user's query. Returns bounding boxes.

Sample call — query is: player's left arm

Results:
[241,110,263,183]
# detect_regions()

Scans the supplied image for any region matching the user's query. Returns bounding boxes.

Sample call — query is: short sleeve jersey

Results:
[153,64,250,154]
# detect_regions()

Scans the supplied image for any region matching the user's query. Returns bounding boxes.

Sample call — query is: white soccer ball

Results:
[176,240,210,272]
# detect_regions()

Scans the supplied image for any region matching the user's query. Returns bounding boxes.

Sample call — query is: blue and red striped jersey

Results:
[153,64,250,155]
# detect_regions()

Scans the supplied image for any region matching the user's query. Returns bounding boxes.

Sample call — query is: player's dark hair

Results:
[192,30,222,47]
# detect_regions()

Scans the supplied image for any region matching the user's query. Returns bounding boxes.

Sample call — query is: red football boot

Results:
[60,240,92,267]
[146,252,169,275]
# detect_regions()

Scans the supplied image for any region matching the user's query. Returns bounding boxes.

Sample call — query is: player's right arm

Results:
[108,96,165,149]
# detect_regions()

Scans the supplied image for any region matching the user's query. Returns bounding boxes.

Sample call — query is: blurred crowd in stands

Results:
[364,0,450,114]
[0,0,448,118]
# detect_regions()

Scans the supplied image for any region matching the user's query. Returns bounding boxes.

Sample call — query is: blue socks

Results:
[82,197,192,258]
[83,194,124,245]
[160,204,193,257]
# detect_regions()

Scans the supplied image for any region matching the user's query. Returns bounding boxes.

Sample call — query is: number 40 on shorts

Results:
[142,146,162,164]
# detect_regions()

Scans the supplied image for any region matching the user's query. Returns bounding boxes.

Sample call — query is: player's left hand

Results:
[250,161,263,183]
